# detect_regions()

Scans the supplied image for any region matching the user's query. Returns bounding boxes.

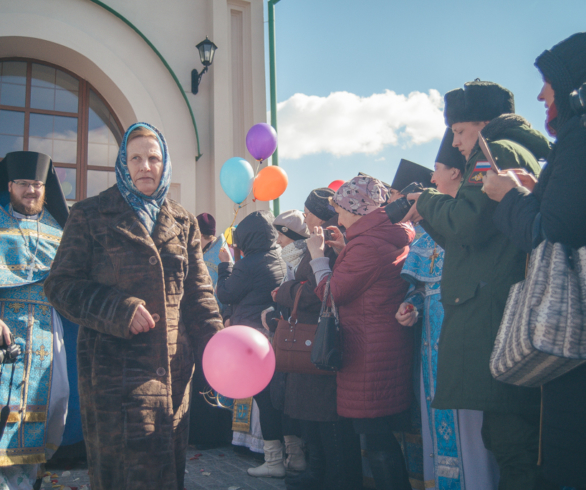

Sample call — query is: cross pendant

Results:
[26,263,35,281]
[429,249,439,274]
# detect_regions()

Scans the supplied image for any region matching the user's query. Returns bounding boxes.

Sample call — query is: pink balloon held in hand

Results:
[246,123,278,161]
[202,325,275,399]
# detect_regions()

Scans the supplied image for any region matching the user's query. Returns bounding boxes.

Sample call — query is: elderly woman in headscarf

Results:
[44,122,223,490]
[307,175,415,490]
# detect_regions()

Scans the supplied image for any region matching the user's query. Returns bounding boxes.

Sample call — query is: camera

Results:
[323,229,333,241]
[0,335,21,364]
[384,182,425,224]
[569,83,586,128]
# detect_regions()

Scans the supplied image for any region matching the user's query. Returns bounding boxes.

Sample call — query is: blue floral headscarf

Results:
[116,122,172,235]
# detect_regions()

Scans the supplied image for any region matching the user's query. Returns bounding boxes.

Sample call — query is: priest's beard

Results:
[10,190,46,216]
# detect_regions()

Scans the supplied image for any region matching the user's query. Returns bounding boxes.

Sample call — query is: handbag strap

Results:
[288,285,304,324]
[319,275,339,321]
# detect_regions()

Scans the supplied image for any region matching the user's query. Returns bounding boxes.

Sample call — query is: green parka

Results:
[417,115,550,412]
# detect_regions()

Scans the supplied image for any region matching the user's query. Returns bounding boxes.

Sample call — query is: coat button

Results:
[152,313,160,322]
[424,342,429,346]
[156,367,166,377]
[455,298,460,303]
[149,256,158,265]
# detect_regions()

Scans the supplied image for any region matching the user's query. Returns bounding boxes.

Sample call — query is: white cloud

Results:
[277,89,445,160]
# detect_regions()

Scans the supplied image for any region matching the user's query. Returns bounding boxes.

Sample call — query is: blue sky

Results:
[263,0,584,212]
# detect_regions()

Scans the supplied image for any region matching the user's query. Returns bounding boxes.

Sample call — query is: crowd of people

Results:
[0,31,583,490]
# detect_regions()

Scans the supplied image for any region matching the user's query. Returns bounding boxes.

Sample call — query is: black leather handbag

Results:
[311,276,343,371]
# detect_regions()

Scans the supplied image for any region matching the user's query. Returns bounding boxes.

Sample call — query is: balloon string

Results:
[226,158,264,233]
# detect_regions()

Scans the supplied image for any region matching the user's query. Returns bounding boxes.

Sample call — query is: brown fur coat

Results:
[44,186,222,490]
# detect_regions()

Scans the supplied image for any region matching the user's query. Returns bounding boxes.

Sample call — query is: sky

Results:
[262,0,584,212]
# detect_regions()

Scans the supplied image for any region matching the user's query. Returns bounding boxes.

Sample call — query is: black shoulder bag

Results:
[311,275,343,371]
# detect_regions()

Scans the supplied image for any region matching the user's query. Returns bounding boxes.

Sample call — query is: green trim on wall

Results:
[88,0,203,161]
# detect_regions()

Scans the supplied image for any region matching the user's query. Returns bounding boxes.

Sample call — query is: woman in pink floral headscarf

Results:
[306,175,416,490]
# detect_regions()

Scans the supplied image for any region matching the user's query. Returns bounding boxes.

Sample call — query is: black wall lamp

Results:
[191,37,218,95]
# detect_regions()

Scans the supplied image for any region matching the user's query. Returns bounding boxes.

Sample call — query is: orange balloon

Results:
[253,166,288,201]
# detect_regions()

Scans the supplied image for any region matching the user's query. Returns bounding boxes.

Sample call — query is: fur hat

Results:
[444,80,515,127]
[535,32,586,128]
[305,187,336,221]
[435,129,465,172]
[274,209,309,240]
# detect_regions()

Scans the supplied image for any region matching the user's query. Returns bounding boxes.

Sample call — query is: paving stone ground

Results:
[42,445,287,490]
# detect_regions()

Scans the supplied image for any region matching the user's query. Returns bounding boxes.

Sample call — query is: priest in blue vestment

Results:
[396,132,499,490]
[0,151,73,490]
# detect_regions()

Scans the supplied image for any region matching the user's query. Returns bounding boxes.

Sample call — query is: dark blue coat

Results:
[217,211,286,329]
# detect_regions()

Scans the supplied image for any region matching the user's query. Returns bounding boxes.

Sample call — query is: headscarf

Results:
[115,122,171,235]
[332,175,388,215]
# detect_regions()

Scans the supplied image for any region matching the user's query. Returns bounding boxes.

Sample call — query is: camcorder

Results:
[569,82,586,128]
[384,182,425,224]
[0,335,21,365]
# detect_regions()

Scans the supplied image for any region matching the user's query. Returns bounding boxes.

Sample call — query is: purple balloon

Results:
[246,123,278,161]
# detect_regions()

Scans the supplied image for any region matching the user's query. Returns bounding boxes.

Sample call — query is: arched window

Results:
[0,59,123,202]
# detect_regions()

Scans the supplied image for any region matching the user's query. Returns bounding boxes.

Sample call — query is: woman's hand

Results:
[307,227,325,259]
[130,305,156,335]
[325,226,346,254]
[261,307,274,331]
[218,247,232,263]
[0,320,11,346]
[224,318,231,328]
[508,168,538,191]
[482,170,522,202]
[395,302,418,327]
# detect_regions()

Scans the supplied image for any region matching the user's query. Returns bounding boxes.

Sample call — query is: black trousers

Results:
[254,385,300,441]
[481,410,556,490]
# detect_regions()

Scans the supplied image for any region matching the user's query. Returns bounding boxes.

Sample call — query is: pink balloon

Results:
[246,123,278,161]
[328,180,345,192]
[202,325,275,399]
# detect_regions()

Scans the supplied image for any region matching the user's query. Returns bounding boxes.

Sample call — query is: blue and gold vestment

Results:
[0,203,64,466]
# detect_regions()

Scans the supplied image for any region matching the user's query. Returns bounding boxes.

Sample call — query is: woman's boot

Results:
[283,434,307,472]
[285,439,325,490]
[247,439,286,478]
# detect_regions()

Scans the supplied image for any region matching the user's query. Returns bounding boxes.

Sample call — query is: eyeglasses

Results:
[12,181,44,190]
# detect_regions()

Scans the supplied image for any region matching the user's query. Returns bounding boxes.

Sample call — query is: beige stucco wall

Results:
[0,0,268,231]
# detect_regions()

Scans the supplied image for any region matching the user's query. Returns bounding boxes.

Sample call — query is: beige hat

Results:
[274,210,310,240]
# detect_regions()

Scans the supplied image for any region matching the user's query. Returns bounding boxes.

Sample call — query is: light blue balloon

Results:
[220,157,254,204]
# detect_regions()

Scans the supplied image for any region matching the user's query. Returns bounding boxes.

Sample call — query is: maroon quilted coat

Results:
[316,208,415,419]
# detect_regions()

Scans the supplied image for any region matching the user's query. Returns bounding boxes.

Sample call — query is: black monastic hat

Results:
[444,80,515,127]
[0,151,69,228]
[391,159,434,192]
[435,128,466,172]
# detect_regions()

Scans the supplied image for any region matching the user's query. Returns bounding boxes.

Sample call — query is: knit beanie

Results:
[435,128,466,172]
[196,213,216,236]
[444,80,515,127]
[535,32,586,129]
[305,187,336,221]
